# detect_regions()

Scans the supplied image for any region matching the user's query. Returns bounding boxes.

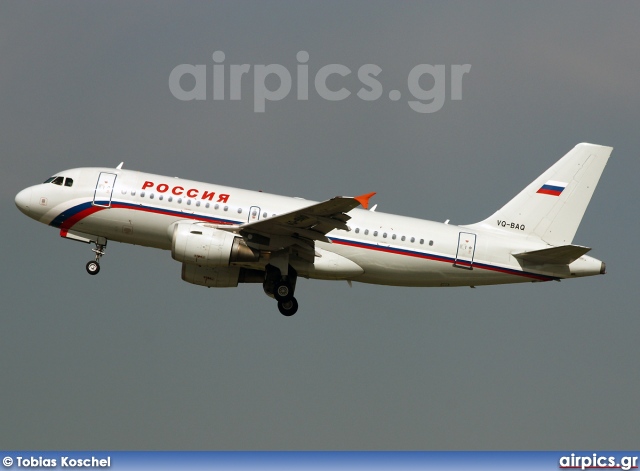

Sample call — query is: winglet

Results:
[354,192,376,210]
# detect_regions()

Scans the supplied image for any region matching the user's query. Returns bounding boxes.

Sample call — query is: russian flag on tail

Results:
[537,180,567,196]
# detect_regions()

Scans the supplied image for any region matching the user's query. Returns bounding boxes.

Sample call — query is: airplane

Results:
[15,142,611,316]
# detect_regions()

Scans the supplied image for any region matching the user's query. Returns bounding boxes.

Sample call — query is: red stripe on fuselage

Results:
[55,201,236,235]
[332,238,553,282]
[59,205,106,233]
[54,200,555,283]
[110,202,236,225]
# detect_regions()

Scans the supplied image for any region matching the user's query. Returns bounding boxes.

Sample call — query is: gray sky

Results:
[1,1,639,450]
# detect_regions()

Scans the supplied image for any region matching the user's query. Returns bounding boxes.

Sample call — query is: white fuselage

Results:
[15,166,605,287]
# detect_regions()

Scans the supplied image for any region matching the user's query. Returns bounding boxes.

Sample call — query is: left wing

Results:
[212,192,375,248]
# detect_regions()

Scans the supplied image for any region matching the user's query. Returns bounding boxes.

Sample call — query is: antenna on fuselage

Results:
[116,162,124,169]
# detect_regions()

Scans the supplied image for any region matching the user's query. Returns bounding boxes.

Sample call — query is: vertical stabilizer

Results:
[468,143,612,245]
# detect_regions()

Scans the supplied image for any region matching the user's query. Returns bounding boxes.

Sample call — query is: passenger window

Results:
[131,190,136,196]
[392,234,396,240]
[150,193,154,199]
[237,208,242,214]
[214,204,219,210]
[159,195,163,200]
[401,236,406,241]
[224,206,228,211]
[52,176,64,186]
[205,203,210,208]
[429,240,434,246]
[64,178,73,187]
[383,232,387,238]
[263,212,267,218]
[364,229,369,235]
[410,237,415,243]
[373,231,378,237]
[187,199,191,205]
[196,201,201,207]
[420,239,424,244]
[168,196,173,202]
[177,198,182,204]
[355,228,360,234]
[140,191,145,197]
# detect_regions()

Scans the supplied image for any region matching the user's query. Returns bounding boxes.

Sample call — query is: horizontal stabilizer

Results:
[513,245,591,265]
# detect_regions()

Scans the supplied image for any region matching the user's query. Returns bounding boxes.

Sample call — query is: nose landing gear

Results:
[86,239,107,275]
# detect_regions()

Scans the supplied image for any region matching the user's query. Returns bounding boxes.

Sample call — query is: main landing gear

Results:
[277,297,298,316]
[264,264,299,316]
[85,239,107,275]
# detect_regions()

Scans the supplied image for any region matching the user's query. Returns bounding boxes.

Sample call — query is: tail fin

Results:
[467,143,612,245]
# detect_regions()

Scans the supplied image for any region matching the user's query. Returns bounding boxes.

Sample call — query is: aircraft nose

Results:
[15,187,33,216]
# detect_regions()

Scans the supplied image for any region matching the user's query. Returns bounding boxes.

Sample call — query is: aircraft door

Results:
[454,232,476,269]
[248,206,261,222]
[93,172,117,208]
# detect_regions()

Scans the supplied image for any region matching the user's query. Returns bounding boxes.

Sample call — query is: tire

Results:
[274,280,293,302]
[86,261,100,275]
[277,297,298,316]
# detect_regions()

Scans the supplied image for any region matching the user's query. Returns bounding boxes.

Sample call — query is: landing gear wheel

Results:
[86,261,100,275]
[274,280,294,302]
[86,239,107,275]
[277,297,298,316]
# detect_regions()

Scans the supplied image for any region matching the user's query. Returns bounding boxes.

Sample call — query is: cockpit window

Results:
[44,176,73,187]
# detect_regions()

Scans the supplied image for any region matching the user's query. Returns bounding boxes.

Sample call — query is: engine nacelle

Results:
[182,263,240,287]
[182,263,265,288]
[171,223,259,267]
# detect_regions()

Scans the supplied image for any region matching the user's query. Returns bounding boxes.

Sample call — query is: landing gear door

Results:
[454,232,476,269]
[93,172,117,208]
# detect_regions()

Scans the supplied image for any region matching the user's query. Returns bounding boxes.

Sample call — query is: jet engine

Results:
[172,223,263,288]
[171,223,259,267]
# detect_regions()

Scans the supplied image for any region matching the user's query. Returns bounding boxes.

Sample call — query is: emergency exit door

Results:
[93,172,117,207]
[248,206,261,222]
[454,232,477,269]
